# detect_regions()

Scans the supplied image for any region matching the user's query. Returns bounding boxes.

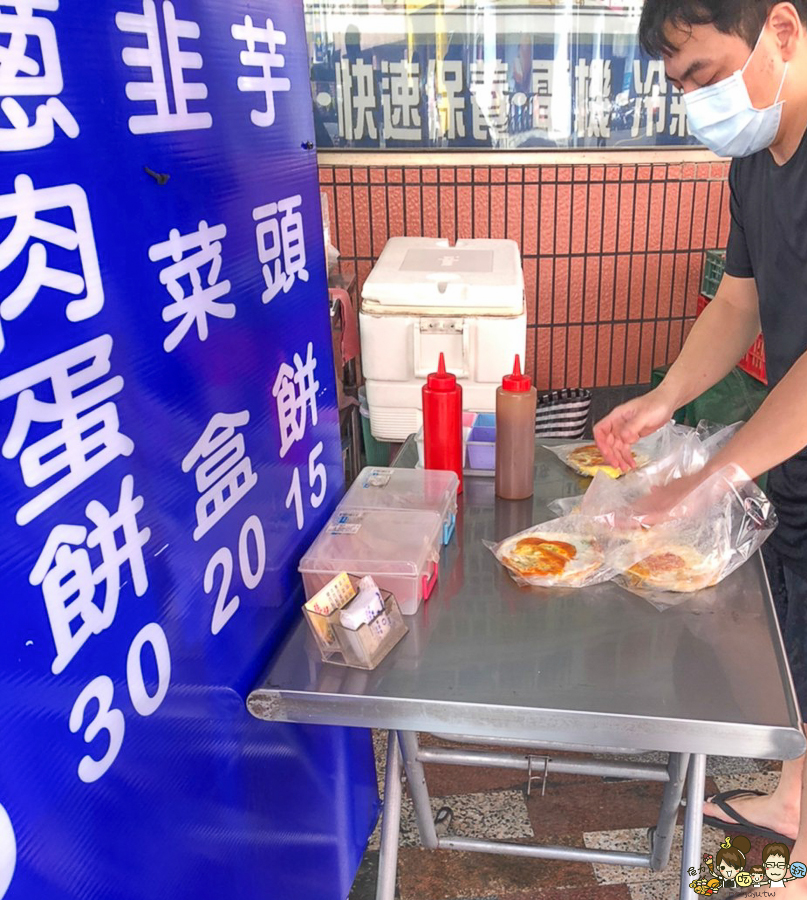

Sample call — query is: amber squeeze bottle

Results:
[495,355,537,500]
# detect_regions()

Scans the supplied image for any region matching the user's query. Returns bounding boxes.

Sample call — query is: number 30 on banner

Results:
[69,623,172,783]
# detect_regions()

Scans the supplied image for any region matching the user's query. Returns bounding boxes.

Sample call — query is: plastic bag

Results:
[485,514,620,589]
[607,463,777,608]
[538,422,776,607]
[547,495,583,518]
[546,422,702,518]
[542,421,687,479]
[573,421,736,521]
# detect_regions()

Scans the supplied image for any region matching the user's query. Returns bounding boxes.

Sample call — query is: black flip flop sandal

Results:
[703,788,794,843]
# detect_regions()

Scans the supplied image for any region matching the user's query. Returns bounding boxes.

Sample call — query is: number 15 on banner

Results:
[286,441,326,530]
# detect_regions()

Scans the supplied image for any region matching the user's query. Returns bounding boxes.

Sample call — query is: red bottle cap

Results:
[501,355,531,392]
[426,353,457,392]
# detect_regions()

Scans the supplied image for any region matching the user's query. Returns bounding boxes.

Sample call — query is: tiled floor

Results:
[348,731,787,900]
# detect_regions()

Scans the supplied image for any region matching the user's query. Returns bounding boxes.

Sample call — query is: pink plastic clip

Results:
[422,561,439,601]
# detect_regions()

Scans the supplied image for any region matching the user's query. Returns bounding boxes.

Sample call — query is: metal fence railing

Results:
[320,159,731,391]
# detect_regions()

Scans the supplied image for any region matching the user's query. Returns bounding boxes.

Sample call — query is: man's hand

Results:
[593,387,678,471]
[626,471,709,526]
[614,463,747,528]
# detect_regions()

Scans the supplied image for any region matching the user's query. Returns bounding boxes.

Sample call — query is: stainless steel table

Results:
[249,441,805,899]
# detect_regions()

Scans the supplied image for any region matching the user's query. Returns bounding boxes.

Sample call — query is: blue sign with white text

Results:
[0,2,377,899]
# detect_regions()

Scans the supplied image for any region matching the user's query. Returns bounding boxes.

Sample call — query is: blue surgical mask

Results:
[683,27,788,157]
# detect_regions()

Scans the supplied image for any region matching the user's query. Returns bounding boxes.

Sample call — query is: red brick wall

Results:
[320,160,731,391]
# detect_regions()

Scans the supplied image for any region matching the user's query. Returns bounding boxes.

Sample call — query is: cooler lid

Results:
[299,508,443,577]
[361,238,524,314]
[341,467,458,520]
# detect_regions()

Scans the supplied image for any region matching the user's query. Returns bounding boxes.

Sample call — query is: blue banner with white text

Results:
[0,1,377,898]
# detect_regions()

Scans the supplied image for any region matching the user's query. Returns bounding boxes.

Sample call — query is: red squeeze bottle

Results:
[422,352,463,494]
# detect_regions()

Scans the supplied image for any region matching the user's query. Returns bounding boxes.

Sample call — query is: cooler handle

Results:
[413,319,470,378]
[422,560,439,601]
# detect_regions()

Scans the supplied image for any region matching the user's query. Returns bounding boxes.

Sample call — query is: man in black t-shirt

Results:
[594,1,807,892]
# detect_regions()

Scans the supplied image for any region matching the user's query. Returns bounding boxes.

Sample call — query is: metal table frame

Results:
[249,441,804,900]
[373,730,700,900]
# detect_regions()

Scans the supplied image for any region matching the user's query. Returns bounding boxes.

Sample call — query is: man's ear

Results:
[768,2,804,61]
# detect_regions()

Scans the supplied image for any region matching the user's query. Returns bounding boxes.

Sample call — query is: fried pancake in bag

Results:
[499,532,605,586]
[565,444,649,479]
[624,544,724,592]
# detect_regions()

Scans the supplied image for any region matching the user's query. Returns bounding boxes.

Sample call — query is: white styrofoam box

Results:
[360,238,526,441]
[361,237,525,312]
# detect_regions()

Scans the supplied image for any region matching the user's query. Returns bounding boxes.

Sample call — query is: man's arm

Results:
[655,273,761,412]
[595,273,761,470]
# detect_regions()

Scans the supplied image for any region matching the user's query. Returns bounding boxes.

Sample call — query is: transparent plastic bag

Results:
[547,495,582,518]
[547,422,702,519]
[508,422,774,602]
[697,419,743,459]
[607,464,777,608]
[574,422,731,521]
[542,423,775,606]
[485,514,619,589]
[542,421,687,479]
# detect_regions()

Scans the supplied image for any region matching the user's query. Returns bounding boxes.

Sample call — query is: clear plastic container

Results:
[342,467,459,544]
[303,576,408,669]
[299,508,443,615]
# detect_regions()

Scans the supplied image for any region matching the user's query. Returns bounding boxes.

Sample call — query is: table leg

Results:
[376,730,404,900]
[680,753,707,899]
[398,731,438,849]
[650,752,689,871]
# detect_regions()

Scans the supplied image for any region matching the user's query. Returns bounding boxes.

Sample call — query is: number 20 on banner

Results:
[204,514,267,635]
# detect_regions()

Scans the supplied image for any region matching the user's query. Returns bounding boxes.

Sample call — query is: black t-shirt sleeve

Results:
[725,160,755,279]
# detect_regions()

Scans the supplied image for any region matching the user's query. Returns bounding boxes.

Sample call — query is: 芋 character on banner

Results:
[428,59,465,141]
[336,58,378,142]
[380,59,421,142]
[0,174,103,352]
[273,343,326,531]
[632,60,667,138]
[531,58,571,135]
[182,410,258,541]
[148,220,234,352]
[0,335,134,526]
[574,58,612,140]
[252,195,308,304]
[115,0,211,134]
[231,14,291,127]
[29,475,150,675]
[469,60,509,143]
[0,0,79,150]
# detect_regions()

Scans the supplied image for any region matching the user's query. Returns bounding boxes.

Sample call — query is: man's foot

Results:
[703,789,799,841]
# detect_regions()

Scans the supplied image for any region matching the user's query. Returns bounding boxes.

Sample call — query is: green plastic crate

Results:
[651,364,769,489]
[701,248,726,299]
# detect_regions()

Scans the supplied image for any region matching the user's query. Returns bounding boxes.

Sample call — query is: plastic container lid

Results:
[299,508,443,578]
[361,238,524,314]
[342,467,459,520]
[502,355,531,392]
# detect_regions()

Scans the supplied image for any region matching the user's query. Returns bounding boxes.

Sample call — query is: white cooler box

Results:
[360,238,526,441]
